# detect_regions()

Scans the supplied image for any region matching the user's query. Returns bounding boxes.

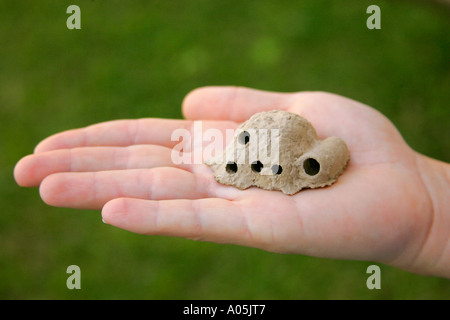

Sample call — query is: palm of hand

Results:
[14,87,432,269]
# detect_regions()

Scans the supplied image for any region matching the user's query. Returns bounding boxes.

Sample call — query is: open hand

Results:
[14,87,448,277]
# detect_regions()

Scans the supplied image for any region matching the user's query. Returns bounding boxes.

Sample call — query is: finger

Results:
[15,145,192,187]
[102,195,303,252]
[182,86,297,122]
[39,167,214,210]
[34,118,236,153]
[102,197,260,248]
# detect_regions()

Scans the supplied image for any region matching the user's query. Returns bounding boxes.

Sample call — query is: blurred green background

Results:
[1,0,449,299]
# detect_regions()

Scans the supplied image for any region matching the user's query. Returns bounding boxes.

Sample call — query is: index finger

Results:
[182,86,298,122]
[34,118,237,153]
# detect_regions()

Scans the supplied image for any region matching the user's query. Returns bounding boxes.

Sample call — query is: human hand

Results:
[14,87,449,278]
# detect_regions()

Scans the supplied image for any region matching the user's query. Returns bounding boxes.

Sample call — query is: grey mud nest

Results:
[205,110,350,195]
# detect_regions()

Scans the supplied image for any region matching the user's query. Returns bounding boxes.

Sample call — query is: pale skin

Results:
[14,87,450,278]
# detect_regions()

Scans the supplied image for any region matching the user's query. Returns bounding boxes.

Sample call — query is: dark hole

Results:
[238,131,250,145]
[251,161,263,173]
[272,164,283,175]
[225,162,238,174]
[303,158,320,176]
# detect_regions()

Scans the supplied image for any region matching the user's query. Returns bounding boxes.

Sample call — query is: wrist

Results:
[408,154,450,278]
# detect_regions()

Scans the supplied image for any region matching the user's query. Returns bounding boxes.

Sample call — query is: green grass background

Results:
[0,0,449,299]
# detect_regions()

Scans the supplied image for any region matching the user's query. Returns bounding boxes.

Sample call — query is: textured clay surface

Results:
[205,110,350,195]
